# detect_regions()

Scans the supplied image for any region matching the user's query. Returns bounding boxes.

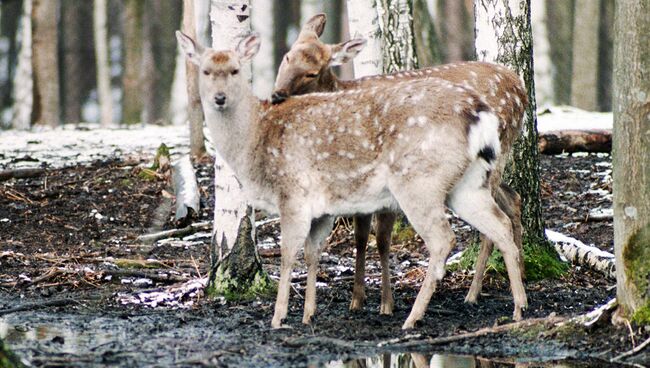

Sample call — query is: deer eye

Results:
[203,70,210,76]
[305,72,319,79]
[231,69,239,75]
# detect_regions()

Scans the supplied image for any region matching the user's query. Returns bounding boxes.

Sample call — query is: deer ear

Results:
[236,33,261,62]
[176,30,204,66]
[301,13,327,37]
[329,38,367,66]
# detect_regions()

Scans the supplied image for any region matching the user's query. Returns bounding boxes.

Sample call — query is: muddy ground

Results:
[1,152,648,367]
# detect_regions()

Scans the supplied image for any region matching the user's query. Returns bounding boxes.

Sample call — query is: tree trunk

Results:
[122,0,144,125]
[0,0,23,122]
[206,0,271,298]
[613,0,650,324]
[530,0,553,107]
[413,0,442,67]
[181,0,206,157]
[10,0,32,130]
[377,0,418,73]
[597,0,614,112]
[31,0,60,127]
[94,0,113,127]
[547,0,574,105]
[272,0,301,72]
[251,0,275,99]
[442,0,464,62]
[570,0,600,111]
[346,0,383,77]
[475,0,561,273]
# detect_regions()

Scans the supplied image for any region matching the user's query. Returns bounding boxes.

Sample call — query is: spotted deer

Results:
[176,30,526,329]
[272,14,527,315]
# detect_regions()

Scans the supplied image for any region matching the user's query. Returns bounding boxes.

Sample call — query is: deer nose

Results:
[214,93,227,106]
[271,91,288,105]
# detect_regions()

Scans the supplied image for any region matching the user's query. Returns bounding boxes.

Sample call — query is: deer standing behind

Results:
[176,30,526,329]
[272,14,527,316]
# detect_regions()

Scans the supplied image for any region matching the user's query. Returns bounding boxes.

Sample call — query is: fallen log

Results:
[137,221,211,243]
[171,155,200,221]
[0,168,45,182]
[546,229,616,279]
[538,129,611,154]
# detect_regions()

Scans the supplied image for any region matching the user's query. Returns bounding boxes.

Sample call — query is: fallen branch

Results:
[137,221,211,243]
[539,129,611,154]
[171,155,200,221]
[546,229,616,279]
[0,298,80,316]
[380,315,566,349]
[0,167,45,182]
[569,298,617,328]
[612,335,650,362]
[103,269,189,283]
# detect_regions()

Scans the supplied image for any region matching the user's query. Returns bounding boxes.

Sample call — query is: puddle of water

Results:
[324,352,584,368]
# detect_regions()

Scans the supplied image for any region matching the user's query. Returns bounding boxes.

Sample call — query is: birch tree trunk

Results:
[530,0,553,108]
[547,0,573,105]
[11,0,32,130]
[122,0,144,125]
[1,0,23,120]
[570,0,600,111]
[613,0,650,324]
[413,0,442,67]
[31,0,60,127]
[182,0,206,157]
[377,0,418,72]
[206,0,270,298]
[475,0,562,276]
[251,0,275,99]
[94,0,113,127]
[346,0,383,77]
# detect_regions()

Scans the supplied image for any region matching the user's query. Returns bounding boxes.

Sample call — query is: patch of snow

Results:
[537,106,612,133]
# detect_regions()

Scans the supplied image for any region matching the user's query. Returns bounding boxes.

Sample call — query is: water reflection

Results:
[325,352,577,368]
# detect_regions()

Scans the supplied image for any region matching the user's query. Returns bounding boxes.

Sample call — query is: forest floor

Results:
[0,125,648,367]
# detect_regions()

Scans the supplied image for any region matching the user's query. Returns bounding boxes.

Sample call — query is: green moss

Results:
[114,258,163,269]
[457,236,568,281]
[623,223,650,320]
[0,339,24,368]
[631,302,650,325]
[391,218,416,243]
[138,143,171,181]
[206,267,276,301]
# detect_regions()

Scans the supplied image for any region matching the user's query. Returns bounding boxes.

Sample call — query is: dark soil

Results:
[1,153,648,367]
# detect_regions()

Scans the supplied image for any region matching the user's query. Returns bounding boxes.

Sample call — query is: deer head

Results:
[176,30,260,112]
[271,14,366,104]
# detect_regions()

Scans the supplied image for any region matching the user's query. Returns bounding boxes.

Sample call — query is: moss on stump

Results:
[0,339,24,368]
[206,212,275,301]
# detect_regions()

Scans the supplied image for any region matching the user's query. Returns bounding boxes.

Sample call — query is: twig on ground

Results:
[569,298,617,327]
[137,221,211,243]
[379,315,566,349]
[0,298,81,316]
[612,336,650,362]
[104,269,189,283]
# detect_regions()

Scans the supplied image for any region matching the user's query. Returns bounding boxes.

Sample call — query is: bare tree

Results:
[377,0,418,72]
[570,0,600,111]
[531,0,553,107]
[94,0,113,127]
[31,0,60,127]
[180,0,205,157]
[413,0,442,67]
[252,0,275,98]
[11,0,32,130]
[475,0,564,276]
[205,0,270,298]
[1,0,23,124]
[547,0,574,105]
[122,0,144,125]
[613,0,650,324]
[346,0,383,77]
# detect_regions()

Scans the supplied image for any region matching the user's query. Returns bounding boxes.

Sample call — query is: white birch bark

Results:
[209,0,253,259]
[531,0,553,108]
[251,0,274,99]
[377,0,418,72]
[11,0,32,130]
[546,230,616,280]
[346,0,383,77]
[94,0,113,127]
[170,45,188,126]
[300,0,324,25]
[195,0,211,46]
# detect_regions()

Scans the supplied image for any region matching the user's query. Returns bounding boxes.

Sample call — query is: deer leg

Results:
[376,212,396,315]
[465,236,494,303]
[272,210,311,328]
[350,214,372,311]
[303,216,334,325]
[449,183,527,321]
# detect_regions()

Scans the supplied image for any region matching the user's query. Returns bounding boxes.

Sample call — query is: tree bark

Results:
[346,0,383,77]
[206,0,270,298]
[597,0,614,112]
[11,0,32,130]
[252,0,275,99]
[613,0,650,324]
[570,0,600,111]
[31,0,60,127]
[530,0,553,107]
[377,0,418,73]
[413,0,442,67]
[0,0,23,119]
[474,1,551,251]
[547,0,574,105]
[182,0,206,157]
[94,0,113,127]
[122,0,144,125]
[442,0,464,62]
[272,0,300,72]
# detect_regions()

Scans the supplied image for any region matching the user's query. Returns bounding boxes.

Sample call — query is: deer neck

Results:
[202,90,261,176]
[318,68,342,92]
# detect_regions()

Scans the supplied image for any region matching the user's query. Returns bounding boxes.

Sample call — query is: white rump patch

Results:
[467,111,501,169]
